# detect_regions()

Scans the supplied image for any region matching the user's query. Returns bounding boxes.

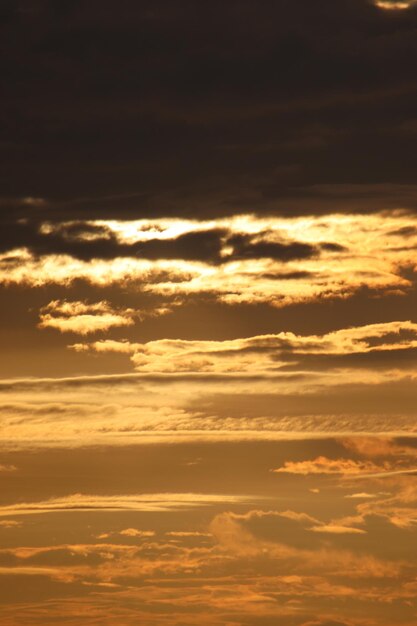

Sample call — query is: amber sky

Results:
[1,1,417,625]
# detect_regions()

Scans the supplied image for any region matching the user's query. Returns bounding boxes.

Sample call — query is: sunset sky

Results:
[1,1,417,625]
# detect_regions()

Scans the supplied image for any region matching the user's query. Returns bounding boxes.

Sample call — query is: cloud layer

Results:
[1,213,416,311]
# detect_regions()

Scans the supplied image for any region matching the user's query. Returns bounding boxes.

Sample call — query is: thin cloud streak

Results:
[0,493,257,517]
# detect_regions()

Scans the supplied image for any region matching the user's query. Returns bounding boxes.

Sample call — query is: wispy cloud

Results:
[272,457,393,476]
[0,493,256,517]
[96,528,155,539]
[70,320,417,373]
[309,525,366,535]
[0,464,17,472]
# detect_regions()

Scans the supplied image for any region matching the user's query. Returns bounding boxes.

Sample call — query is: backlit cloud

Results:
[70,320,417,377]
[1,213,417,309]
[38,300,136,335]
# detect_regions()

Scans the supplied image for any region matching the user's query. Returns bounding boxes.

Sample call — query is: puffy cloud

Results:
[38,300,136,334]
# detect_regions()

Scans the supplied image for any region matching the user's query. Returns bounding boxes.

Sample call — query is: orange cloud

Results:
[0,520,21,528]
[309,525,366,535]
[0,464,17,472]
[0,492,255,517]
[209,511,401,578]
[341,437,417,459]
[272,456,391,476]
[96,528,155,539]
[353,479,417,529]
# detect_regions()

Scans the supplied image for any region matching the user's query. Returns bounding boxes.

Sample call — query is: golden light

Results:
[374,1,415,9]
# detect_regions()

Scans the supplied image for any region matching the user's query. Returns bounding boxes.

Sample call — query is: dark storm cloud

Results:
[2,0,417,219]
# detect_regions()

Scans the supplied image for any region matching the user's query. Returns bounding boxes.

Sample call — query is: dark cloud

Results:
[388,225,417,237]
[2,0,417,218]
[0,220,325,263]
[0,219,126,260]
[227,233,317,262]
[260,270,316,281]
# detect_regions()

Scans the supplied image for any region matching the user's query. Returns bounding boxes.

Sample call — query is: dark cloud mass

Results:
[0,220,325,263]
[1,0,417,218]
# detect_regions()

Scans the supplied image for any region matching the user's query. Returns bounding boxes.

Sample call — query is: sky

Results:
[1,1,417,625]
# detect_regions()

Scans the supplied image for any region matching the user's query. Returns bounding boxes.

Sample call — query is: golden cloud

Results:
[2,212,417,309]
[0,492,255,517]
[309,524,367,535]
[38,300,136,335]
[70,320,417,373]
